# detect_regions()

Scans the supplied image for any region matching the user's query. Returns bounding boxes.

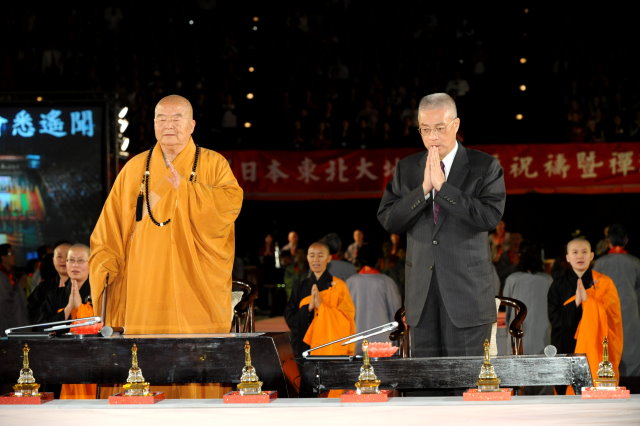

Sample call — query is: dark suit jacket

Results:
[377,144,505,328]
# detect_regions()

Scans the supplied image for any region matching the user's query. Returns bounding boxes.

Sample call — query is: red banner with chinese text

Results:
[220,142,640,200]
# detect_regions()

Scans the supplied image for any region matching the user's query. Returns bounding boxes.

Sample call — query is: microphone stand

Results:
[97,274,125,337]
[5,316,103,338]
[302,321,398,359]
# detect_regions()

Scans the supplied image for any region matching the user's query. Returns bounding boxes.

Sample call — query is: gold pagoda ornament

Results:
[476,339,501,392]
[581,335,630,399]
[237,340,263,395]
[12,344,40,397]
[463,339,512,400]
[122,344,150,396]
[594,337,616,388]
[355,339,382,394]
[108,343,165,404]
[224,340,278,403]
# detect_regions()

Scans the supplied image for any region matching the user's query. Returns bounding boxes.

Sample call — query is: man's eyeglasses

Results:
[67,258,88,265]
[418,118,457,137]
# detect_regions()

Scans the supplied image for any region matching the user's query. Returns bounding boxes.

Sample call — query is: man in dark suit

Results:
[377,93,505,357]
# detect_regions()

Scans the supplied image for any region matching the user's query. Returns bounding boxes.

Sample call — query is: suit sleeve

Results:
[377,163,431,234]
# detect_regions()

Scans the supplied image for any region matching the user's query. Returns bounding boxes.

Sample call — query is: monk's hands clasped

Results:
[575,277,588,306]
[166,161,182,189]
[308,284,322,311]
[64,280,83,319]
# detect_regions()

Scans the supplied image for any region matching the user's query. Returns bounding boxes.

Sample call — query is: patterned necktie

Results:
[433,161,446,224]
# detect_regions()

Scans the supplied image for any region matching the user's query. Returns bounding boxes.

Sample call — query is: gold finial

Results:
[13,344,41,396]
[355,339,381,394]
[594,336,617,388]
[237,340,263,395]
[477,339,501,392]
[22,344,30,370]
[362,340,371,368]
[244,340,252,367]
[132,344,139,369]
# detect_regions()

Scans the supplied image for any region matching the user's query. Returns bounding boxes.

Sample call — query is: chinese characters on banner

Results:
[220,143,640,200]
[0,108,95,139]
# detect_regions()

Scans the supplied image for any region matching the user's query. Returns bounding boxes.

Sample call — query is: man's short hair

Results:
[356,243,378,268]
[606,224,628,247]
[319,233,342,255]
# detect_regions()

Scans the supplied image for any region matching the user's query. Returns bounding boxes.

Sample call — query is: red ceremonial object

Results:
[463,388,513,401]
[71,321,103,335]
[497,311,507,327]
[340,389,393,402]
[223,390,278,403]
[581,387,630,399]
[0,392,54,404]
[366,342,399,358]
[108,392,165,404]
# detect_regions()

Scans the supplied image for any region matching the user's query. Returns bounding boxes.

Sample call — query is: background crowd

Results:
[2,3,638,154]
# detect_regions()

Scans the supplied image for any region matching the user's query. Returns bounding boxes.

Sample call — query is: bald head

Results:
[155,95,193,119]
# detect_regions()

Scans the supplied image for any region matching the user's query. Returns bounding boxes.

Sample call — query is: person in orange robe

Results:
[548,237,623,395]
[285,242,356,397]
[59,244,98,399]
[89,95,243,398]
[284,242,356,358]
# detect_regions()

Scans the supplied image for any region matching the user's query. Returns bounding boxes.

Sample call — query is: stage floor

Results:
[1,395,638,425]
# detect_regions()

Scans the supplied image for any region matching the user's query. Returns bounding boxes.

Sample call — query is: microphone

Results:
[544,345,557,357]
[100,326,125,337]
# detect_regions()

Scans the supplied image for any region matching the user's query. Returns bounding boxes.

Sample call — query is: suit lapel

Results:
[447,143,469,189]
[433,143,468,235]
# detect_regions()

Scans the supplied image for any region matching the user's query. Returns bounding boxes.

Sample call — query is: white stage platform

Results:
[1,395,638,425]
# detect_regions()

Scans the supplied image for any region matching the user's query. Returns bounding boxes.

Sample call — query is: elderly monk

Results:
[90,95,243,398]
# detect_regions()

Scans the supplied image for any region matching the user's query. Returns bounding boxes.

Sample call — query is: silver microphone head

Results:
[544,345,557,357]
[100,325,114,337]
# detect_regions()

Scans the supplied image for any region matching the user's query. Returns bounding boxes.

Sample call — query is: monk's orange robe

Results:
[89,139,242,398]
[61,303,97,399]
[563,270,623,394]
[301,278,355,398]
[301,278,356,356]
